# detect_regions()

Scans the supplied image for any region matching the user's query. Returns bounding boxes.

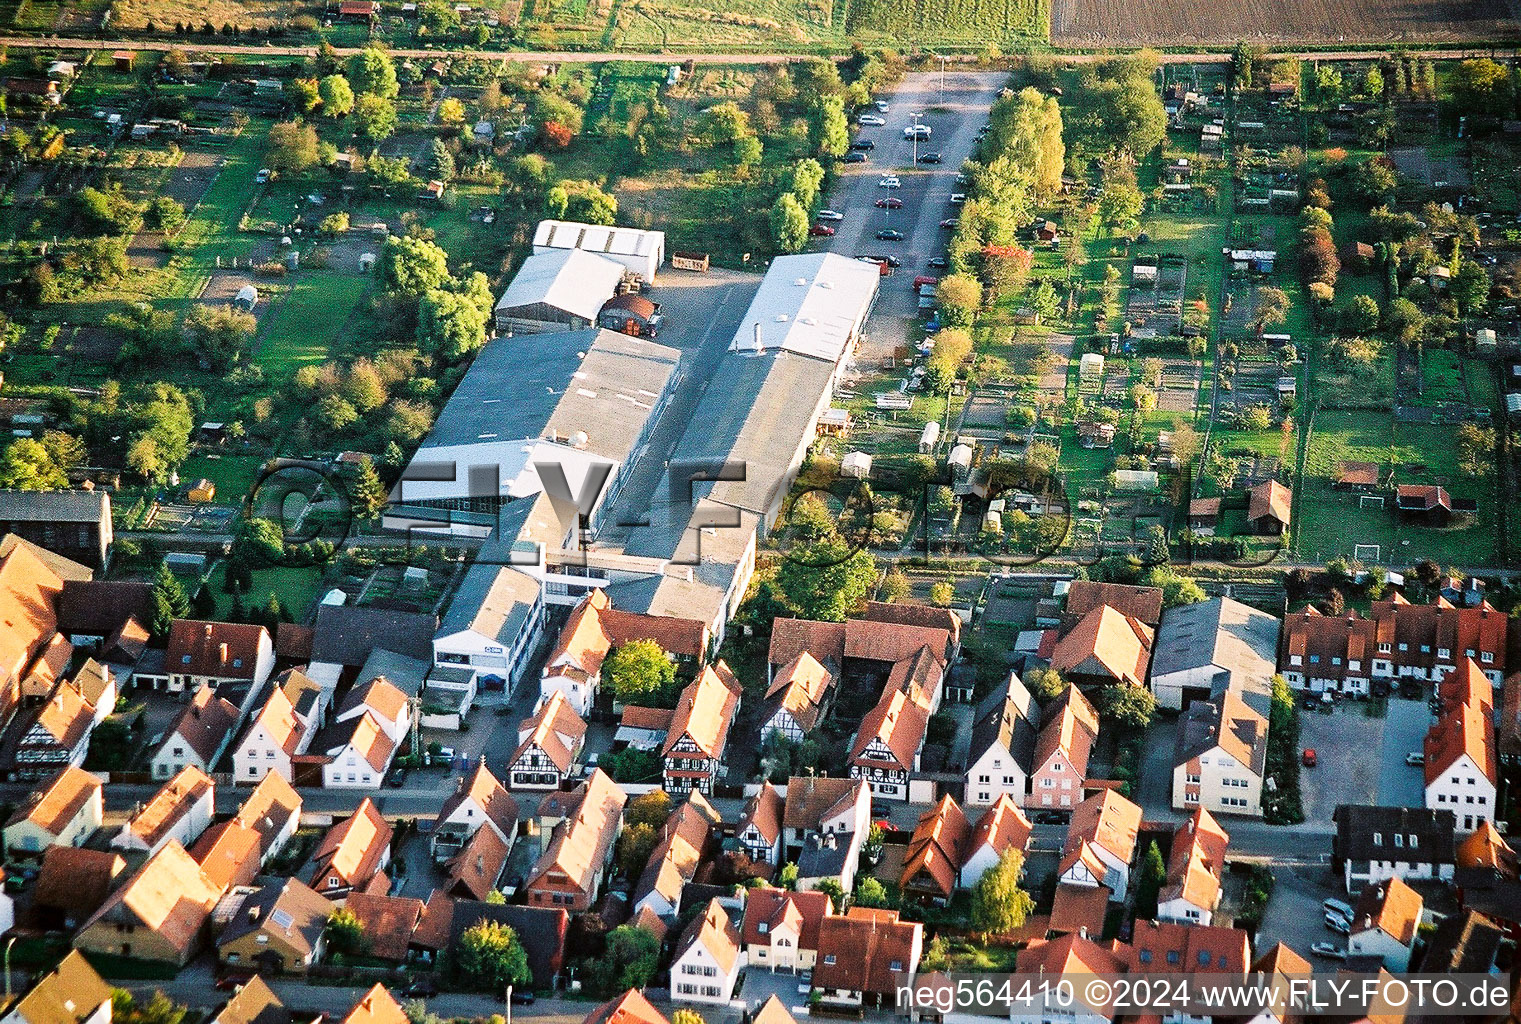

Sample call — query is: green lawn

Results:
[211,562,328,621]
[254,272,372,376]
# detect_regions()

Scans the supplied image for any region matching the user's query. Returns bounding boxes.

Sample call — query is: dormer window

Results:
[1394,834,1403,848]
[182,655,192,664]
[758,922,768,934]
[1373,833,1382,845]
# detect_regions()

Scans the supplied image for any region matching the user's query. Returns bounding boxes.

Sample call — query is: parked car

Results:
[386,767,408,788]
[1324,912,1351,935]
[403,979,439,998]
[809,224,836,237]
[949,192,967,204]
[1301,748,1317,767]
[1310,943,1347,960]
[817,209,844,221]
[510,992,536,1007]
[1033,811,1065,824]
[875,197,904,209]
[852,138,876,151]
[870,802,894,818]
[918,152,944,164]
[874,99,890,112]
[1406,751,1425,766]
[928,256,949,268]
[859,114,886,126]
[904,124,931,139]
[1323,898,1356,921]
[878,176,902,189]
[940,217,960,229]
[844,151,867,163]
[876,228,905,241]
[1399,680,1423,699]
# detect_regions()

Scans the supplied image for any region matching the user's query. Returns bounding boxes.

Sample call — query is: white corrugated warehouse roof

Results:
[495,248,625,321]
[728,253,879,364]
[533,219,665,259]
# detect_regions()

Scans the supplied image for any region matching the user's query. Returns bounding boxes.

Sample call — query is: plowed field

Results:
[1051,0,1521,45]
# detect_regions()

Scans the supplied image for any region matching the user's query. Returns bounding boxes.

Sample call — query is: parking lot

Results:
[1254,860,1351,963]
[1378,697,1432,807]
[1297,694,1433,827]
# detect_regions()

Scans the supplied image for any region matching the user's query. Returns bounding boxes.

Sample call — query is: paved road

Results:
[819,70,1006,369]
[0,36,1510,64]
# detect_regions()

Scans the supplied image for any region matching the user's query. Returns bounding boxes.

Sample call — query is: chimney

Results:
[219,642,229,665]
[248,904,261,924]
[752,321,763,353]
[204,623,213,639]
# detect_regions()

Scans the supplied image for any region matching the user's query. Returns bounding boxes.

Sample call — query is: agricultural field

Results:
[1050,0,1521,47]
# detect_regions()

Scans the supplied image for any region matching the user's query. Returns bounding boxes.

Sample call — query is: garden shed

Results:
[234,286,258,311]
[841,451,872,479]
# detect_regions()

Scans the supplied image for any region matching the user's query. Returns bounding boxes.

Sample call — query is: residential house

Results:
[319,710,398,790]
[0,541,67,729]
[1419,909,1506,973]
[307,605,438,690]
[736,782,784,865]
[581,991,669,1024]
[206,977,310,1024]
[900,796,971,905]
[964,674,1038,806]
[813,907,923,1009]
[432,760,520,863]
[849,685,930,801]
[1396,484,1453,525]
[337,987,408,1024]
[334,678,411,746]
[662,662,741,795]
[525,768,626,912]
[962,795,1032,885]
[1425,698,1497,832]
[508,690,586,790]
[31,846,125,930]
[75,841,222,965]
[0,951,112,1024]
[233,682,319,786]
[1150,597,1280,714]
[218,877,333,975]
[633,793,721,918]
[151,687,240,781]
[1062,581,1165,629]
[1249,943,1313,1024]
[234,770,304,864]
[308,798,393,898]
[742,886,833,972]
[3,765,103,855]
[1049,605,1154,689]
[1059,790,1142,902]
[1156,808,1229,925]
[669,898,745,1004]
[5,680,96,778]
[342,892,425,963]
[445,902,570,988]
[0,492,110,570]
[1348,877,1423,970]
[1279,598,1507,695]
[443,825,512,902]
[536,592,614,717]
[151,620,274,703]
[1245,480,1292,535]
[782,776,871,894]
[111,765,215,857]
[1127,920,1250,988]
[1172,691,1268,817]
[767,615,955,683]
[1437,657,1494,716]
[1334,805,1457,891]
[750,997,797,1024]
[71,660,116,730]
[1027,686,1099,811]
[1010,934,1127,1024]
[762,651,835,744]
[190,819,263,891]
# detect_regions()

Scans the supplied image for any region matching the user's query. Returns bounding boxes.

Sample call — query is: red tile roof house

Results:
[1127,919,1250,978]
[111,765,215,857]
[1052,790,1142,937]
[961,794,1033,886]
[742,885,833,972]
[430,760,519,864]
[509,689,586,790]
[582,990,670,1024]
[782,776,871,893]
[899,795,972,905]
[1396,484,1453,525]
[1245,480,1292,535]
[525,768,626,912]
[74,841,223,965]
[149,686,240,781]
[766,614,956,688]
[319,708,398,790]
[669,898,745,1004]
[812,907,923,1009]
[1278,597,1507,697]
[1156,808,1229,926]
[1049,604,1155,690]
[308,798,394,898]
[1424,696,1497,834]
[1011,933,1127,1024]
[1027,685,1099,811]
[145,620,275,710]
[632,793,721,918]
[736,781,784,865]
[661,661,741,795]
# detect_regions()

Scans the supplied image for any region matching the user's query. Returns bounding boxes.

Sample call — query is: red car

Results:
[809,224,836,237]
[875,197,904,209]
[1302,748,1317,767]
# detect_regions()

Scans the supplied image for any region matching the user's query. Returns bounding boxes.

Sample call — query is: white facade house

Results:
[670,899,744,1005]
[334,679,410,745]
[2,767,103,855]
[232,687,315,785]
[111,766,214,857]
[1171,692,1267,818]
[1424,701,1497,834]
[1347,880,1421,971]
[319,712,396,790]
[533,219,666,281]
[1334,805,1456,893]
[960,795,1032,885]
[964,675,1037,807]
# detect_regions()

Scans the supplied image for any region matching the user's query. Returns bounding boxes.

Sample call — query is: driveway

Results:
[815,70,1008,368]
[1378,697,1431,807]
[737,966,813,1014]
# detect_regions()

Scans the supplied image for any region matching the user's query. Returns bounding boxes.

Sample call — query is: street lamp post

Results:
[5,935,16,1000]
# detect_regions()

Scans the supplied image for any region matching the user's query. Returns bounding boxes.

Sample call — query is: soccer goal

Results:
[1355,543,1382,563]
[1358,494,1386,509]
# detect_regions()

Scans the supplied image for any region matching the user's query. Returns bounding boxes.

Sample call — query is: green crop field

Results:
[842,0,1048,44]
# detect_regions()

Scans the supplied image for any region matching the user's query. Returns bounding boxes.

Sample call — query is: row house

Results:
[1278,597,1507,696]
[812,907,923,1010]
[1028,685,1099,811]
[1171,690,1268,818]
[741,886,833,973]
[761,651,835,744]
[525,768,626,912]
[1333,804,1456,892]
[736,781,784,864]
[509,690,586,790]
[431,761,519,864]
[1156,808,1229,925]
[632,794,721,919]
[964,673,1038,806]
[111,765,214,857]
[661,662,741,795]
[669,898,744,1005]
[150,686,238,781]
[2,764,102,855]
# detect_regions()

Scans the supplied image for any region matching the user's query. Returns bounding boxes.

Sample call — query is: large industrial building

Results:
[493,248,628,334]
